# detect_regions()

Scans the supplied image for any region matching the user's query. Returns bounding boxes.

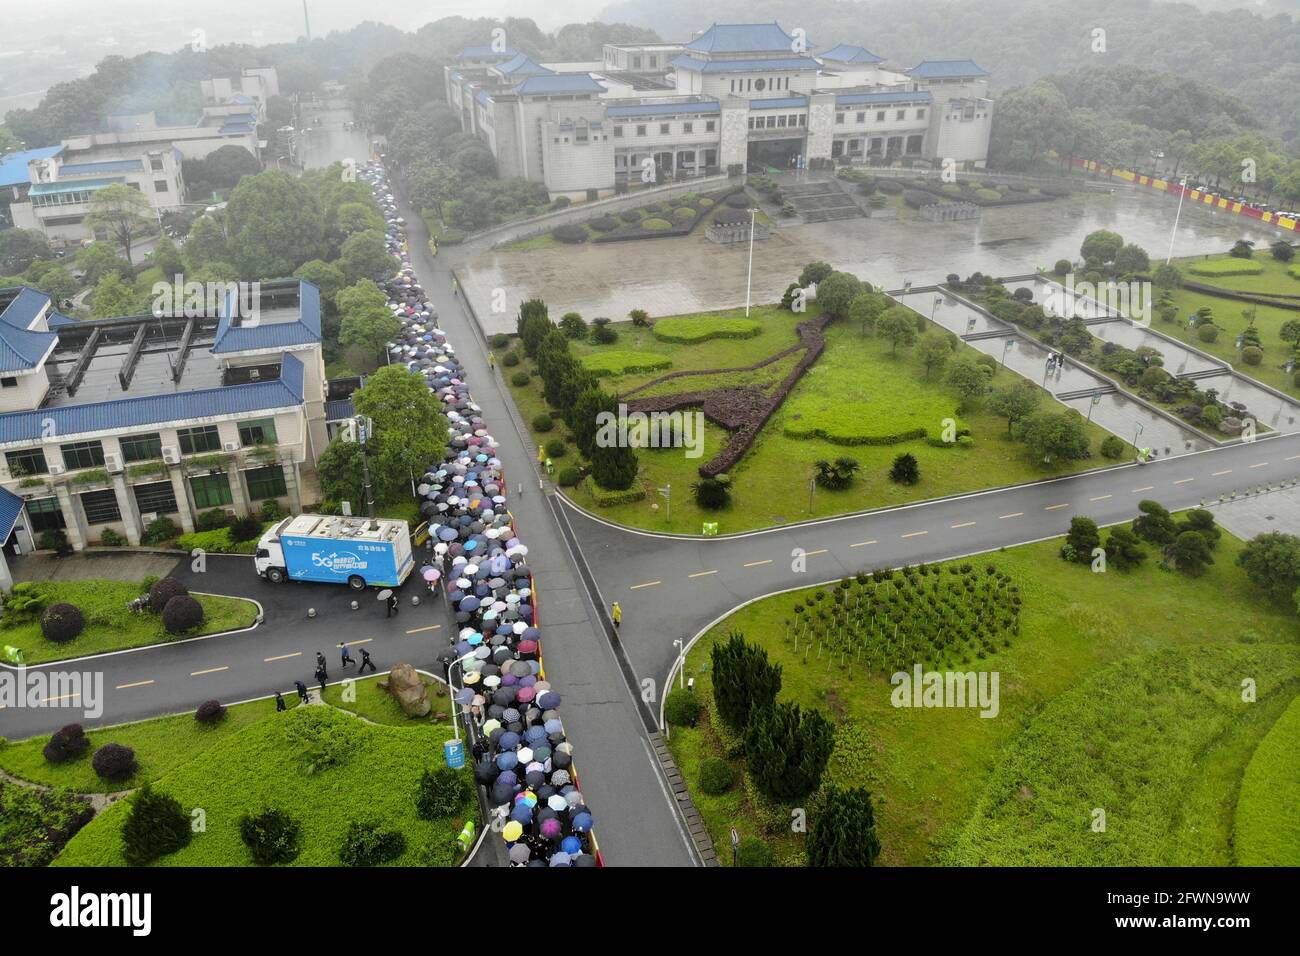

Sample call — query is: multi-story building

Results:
[0,279,342,587]
[445,22,993,198]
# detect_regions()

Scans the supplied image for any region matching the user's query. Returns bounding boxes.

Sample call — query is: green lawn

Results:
[1233,693,1300,865]
[505,304,1122,534]
[54,705,475,866]
[665,528,1299,865]
[0,580,260,665]
[322,671,455,725]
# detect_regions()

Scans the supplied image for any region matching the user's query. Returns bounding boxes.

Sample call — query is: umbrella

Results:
[502,821,523,842]
[376,589,393,601]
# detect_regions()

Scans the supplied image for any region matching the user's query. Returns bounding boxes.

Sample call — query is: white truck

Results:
[254,514,414,590]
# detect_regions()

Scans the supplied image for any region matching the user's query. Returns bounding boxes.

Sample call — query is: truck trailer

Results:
[254,514,414,589]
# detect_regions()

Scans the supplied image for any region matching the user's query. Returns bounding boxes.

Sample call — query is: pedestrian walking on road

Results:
[339,642,353,668]
[488,352,496,371]
[295,681,309,704]
[358,647,376,673]
[386,592,400,617]
[315,651,326,672]
[275,691,286,712]
[611,601,623,629]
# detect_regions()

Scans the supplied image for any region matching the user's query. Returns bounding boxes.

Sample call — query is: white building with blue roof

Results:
[0,279,330,572]
[444,21,993,197]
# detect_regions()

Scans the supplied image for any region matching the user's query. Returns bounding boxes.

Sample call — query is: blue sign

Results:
[444,738,465,769]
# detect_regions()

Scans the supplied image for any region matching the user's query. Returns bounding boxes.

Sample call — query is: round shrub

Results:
[532,413,554,432]
[122,784,191,865]
[162,594,205,635]
[489,333,510,349]
[551,224,587,244]
[240,806,303,865]
[40,603,84,644]
[544,438,567,459]
[1197,324,1220,343]
[589,216,618,232]
[195,699,227,724]
[663,688,700,728]
[641,217,672,232]
[502,351,520,367]
[1053,259,1072,276]
[698,197,715,208]
[148,577,188,613]
[693,477,731,510]
[877,179,904,195]
[92,743,137,782]
[550,196,572,210]
[339,819,407,866]
[100,528,126,547]
[590,321,617,344]
[560,312,587,339]
[556,466,581,487]
[725,191,751,208]
[619,209,642,223]
[1100,435,1126,459]
[672,206,697,222]
[415,767,471,820]
[511,371,530,386]
[1241,345,1263,365]
[975,187,1001,200]
[196,508,232,532]
[735,836,775,867]
[230,514,263,543]
[43,723,90,764]
[698,758,735,795]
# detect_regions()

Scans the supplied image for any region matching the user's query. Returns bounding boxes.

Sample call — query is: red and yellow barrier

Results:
[1070,157,1298,232]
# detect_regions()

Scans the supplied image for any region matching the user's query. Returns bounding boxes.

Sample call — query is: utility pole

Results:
[355,415,375,518]
[745,207,757,316]
[302,0,312,41]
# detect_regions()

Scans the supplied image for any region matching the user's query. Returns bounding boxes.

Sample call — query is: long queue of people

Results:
[358,160,600,868]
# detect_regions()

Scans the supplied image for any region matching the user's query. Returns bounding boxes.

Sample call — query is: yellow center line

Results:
[404,624,442,635]
[951,521,976,529]
[1173,478,1194,485]
[190,666,229,677]
[999,512,1023,520]
[1212,469,1232,476]
[1044,503,1070,511]
[900,531,928,539]
[743,559,773,568]
[629,581,661,590]
[115,679,155,690]
[1249,462,1268,469]
[1090,494,1112,502]
[804,548,828,556]
[264,652,302,662]
[849,540,878,548]
[1132,485,1154,493]
[688,569,718,578]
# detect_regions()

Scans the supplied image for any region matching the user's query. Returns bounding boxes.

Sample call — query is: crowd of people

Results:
[359,160,599,867]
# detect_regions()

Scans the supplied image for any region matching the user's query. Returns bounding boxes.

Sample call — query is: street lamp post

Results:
[672,639,685,690]
[931,294,942,321]
[353,415,376,518]
[745,207,758,317]
[447,650,479,743]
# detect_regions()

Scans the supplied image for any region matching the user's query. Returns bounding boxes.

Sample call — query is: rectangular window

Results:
[659,123,669,135]
[857,112,865,123]
[632,56,642,69]
[877,111,885,121]
[917,108,926,120]
[60,441,105,470]
[133,481,178,515]
[25,497,65,533]
[704,149,717,166]
[1,377,16,388]
[178,425,221,455]
[154,180,168,193]
[897,110,906,120]
[190,473,233,509]
[706,120,715,132]
[80,489,121,525]
[798,115,806,126]
[244,465,287,500]
[150,156,164,171]
[614,126,623,137]
[119,433,163,463]
[766,116,776,128]
[6,448,48,477]
[238,418,277,446]
[683,122,693,133]
[636,125,646,137]
[777,115,787,127]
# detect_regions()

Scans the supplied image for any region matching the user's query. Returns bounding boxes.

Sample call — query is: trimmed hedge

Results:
[580,350,672,377]
[532,413,554,432]
[584,478,646,507]
[1188,259,1265,277]
[699,758,735,795]
[652,316,762,344]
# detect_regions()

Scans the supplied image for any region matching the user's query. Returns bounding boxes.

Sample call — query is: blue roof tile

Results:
[0,486,22,540]
[56,159,145,176]
[0,353,306,444]
[496,53,554,77]
[0,287,57,372]
[605,100,720,117]
[325,398,355,421]
[513,74,605,95]
[669,54,815,73]
[211,280,322,355]
[685,23,805,54]
[820,44,883,64]
[906,60,989,78]
[0,146,63,188]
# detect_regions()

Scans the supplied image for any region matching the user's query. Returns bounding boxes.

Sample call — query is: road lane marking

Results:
[951,521,976,529]
[998,512,1023,520]
[743,559,772,568]
[1044,503,1070,511]
[1212,469,1232,476]
[688,569,718,578]
[1249,462,1268,469]
[629,581,661,590]
[849,540,878,548]
[39,692,81,704]
[1090,494,1112,502]
[190,666,229,677]
[1286,455,1300,462]
[1132,485,1154,493]
[900,531,928,539]
[264,652,302,662]
[1173,478,1194,485]
[341,638,373,647]
[405,624,441,635]
[804,549,829,556]
[115,680,155,690]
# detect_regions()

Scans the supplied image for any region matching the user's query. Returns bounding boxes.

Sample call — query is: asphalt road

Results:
[564,433,1300,693]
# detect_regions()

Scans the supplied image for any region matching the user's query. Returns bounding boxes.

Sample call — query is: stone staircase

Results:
[782,180,864,223]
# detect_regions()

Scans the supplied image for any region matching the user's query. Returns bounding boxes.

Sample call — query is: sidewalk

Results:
[11,550,179,584]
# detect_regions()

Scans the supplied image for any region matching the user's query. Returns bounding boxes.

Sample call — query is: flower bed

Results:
[904,179,1059,207]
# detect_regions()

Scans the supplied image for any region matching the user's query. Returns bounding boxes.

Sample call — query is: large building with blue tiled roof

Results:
[445,22,992,197]
[0,278,340,573]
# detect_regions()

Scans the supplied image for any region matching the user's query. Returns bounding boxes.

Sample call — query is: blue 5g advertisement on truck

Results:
[281,536,406,586]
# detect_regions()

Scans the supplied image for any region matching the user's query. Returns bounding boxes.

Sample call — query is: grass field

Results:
[503,303,1122,533]
[664,529,1299,865]
[1233,694,1300,865]
[54,705,475,866]
[0,580,260,665]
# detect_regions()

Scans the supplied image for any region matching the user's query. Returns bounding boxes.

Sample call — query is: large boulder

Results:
[380,662,431,717]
